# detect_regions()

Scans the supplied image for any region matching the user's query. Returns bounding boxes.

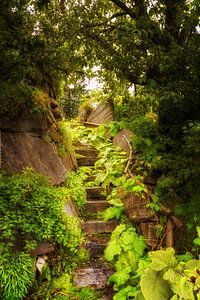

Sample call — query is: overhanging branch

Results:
[110,0,137,19]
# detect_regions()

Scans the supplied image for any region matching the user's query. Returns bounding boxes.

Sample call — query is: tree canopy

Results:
[0,0,199,127]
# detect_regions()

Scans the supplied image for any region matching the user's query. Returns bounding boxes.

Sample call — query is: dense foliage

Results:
[1,0,199,124]
[1,1,200,299]
[0,169,82,299]
[104,225,200,299]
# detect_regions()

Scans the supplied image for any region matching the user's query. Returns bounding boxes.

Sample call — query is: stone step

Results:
[76,148,98,157]
[85,200,110,213]
[82,220,118,234]
[86,235,110,258]
[77,156,98,166]
[74,263,113,289]
[86,187,106,199]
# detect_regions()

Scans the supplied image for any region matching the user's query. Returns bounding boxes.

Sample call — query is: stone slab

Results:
[0,116,48,134]
[82,220,118,234]
[64,200,79,217]
[77,156,98,166]
[74,265,113,289]
[30,241,55,256]
[62,152,77,173]
[85,200,110,213]
[86,235,109,258]
[76,148,98,157]
[86,187,106,199]
[1,132,66,185]
[87,104,113,124]
[122,192,157,222]
[113,129,133,156]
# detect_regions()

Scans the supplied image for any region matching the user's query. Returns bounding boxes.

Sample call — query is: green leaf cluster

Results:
[0,252,35,300]
[140,248,200,300]
[65,171,87,210]
[105,224,147,299]
[0,169,82,299]
[0,169,81,252]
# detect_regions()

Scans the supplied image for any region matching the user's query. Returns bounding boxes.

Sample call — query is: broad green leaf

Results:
[113,286,138,300]
[170,296,179,300]
[133,236,146,258]
[134,291,145,300]
[141,269,173,300]
[115,253,131,271]
[120,230,136,250]
[110,224,126,240]
[185,259,200,271]
[104,239,122,261]
[149,248,177,271]
[108,196,123,207]
[178,277,194,300]
[102,206,124,221]
[98,124,106,137]
[119,228,146,256]
[133,257,151,278]
[163,268,180,283]
[177,253,193,262]
[108,123,119,137]
[193,237,200,246]
[108,268,131,286]
[115,251,137,272]
[197,226,200,237]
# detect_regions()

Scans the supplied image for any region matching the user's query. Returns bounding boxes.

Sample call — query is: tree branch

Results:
[110,0,137,19]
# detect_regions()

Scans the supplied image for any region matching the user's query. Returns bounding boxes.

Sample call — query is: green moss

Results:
[57,121,74,157]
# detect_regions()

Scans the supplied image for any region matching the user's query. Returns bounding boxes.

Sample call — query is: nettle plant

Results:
[105,225,200,300]
[104,223,149,300]
[0,169,82,299]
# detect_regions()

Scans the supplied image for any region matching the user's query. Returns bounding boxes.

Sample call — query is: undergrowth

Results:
[72,111,200,300]
[0,169,83,299]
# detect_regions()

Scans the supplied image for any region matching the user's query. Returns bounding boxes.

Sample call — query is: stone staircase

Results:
[74,143,117,299]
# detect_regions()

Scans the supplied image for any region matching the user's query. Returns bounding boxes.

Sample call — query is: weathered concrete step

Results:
[77,156,98,166]
[85,200,110,213]
[74,263,113,289]
[82,220,118,234]
[76,148,98,157]
[86,187,106,199]
[86,175,96,182]
[86,235,110,258]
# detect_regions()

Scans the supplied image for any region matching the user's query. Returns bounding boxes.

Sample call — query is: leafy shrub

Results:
[140,248,200,300]
[0,169,81,252]
[53,273,99,300]
[104,224,148,299]
[65,171,86,210]
[0,253,35,300]
[0,81,34,117]
[0,169,83,299]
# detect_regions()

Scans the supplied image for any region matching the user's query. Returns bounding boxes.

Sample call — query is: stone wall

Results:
[0,103,76,185]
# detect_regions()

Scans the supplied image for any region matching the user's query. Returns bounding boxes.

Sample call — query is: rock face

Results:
[62,152,77,173]
[87,103,113,124]
[0,114,76,185]
[64,200,79,217]
[122,192,156,222]
[1,131,66,185]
